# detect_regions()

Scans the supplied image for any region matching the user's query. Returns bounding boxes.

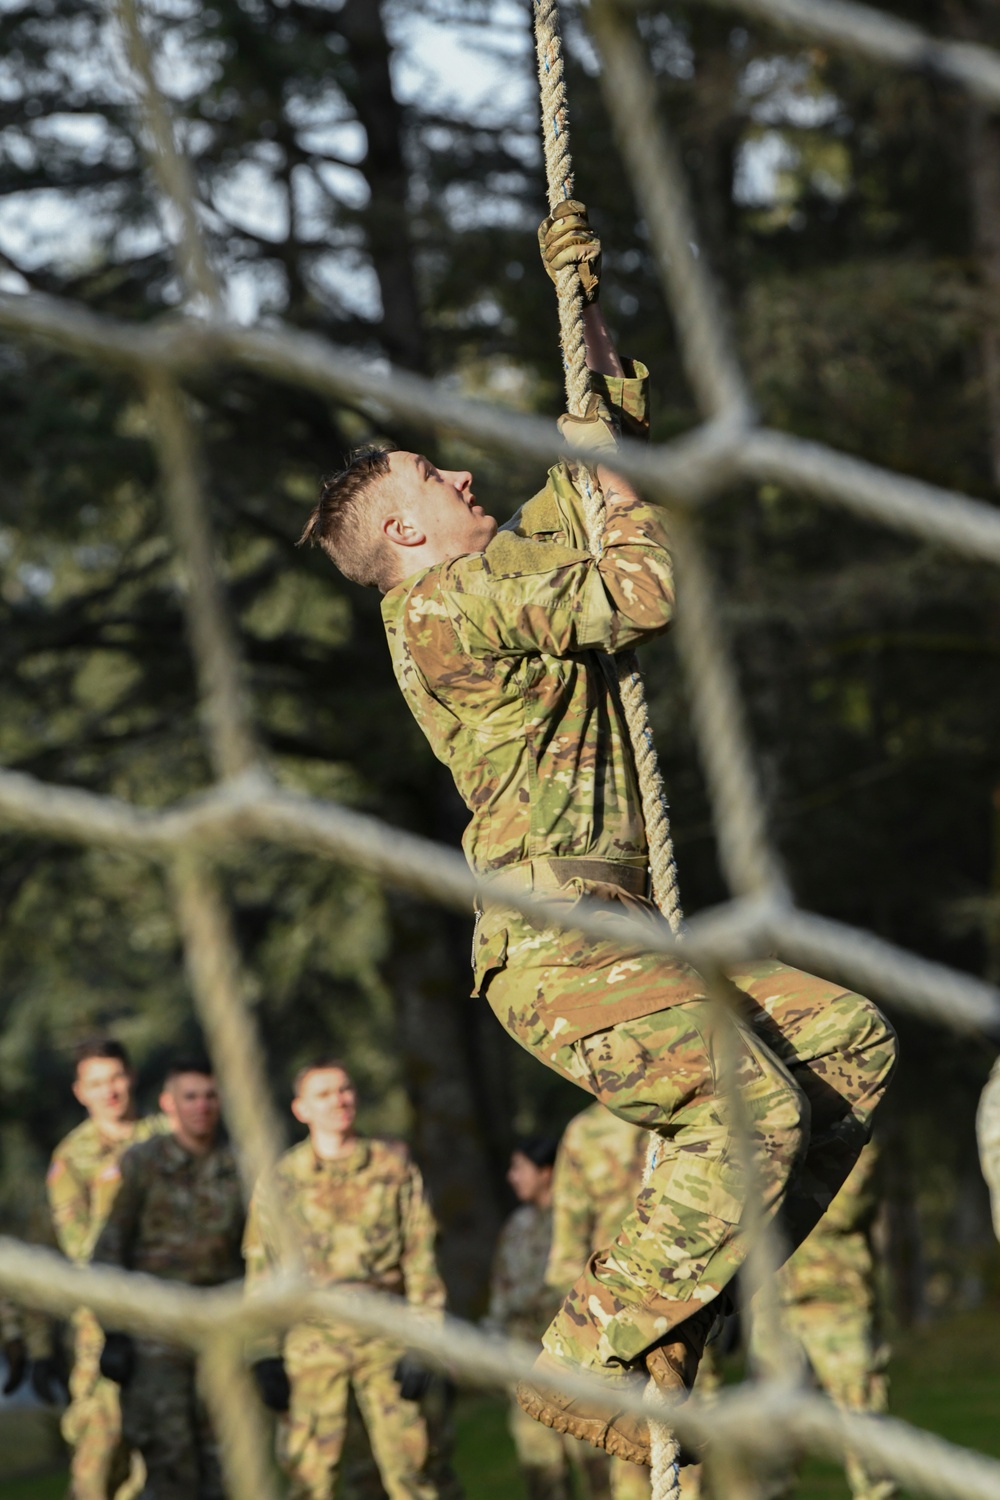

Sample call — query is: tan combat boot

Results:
[644,1303,721,1464]
[515,1350,651,1465]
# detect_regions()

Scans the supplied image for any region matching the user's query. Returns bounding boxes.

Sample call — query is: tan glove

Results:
[538,199,602,304]
[558,392,619,456]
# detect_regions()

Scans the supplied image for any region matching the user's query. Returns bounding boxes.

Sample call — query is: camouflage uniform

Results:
[749,1142,895,1500]
[244,1136,445,1500]
[381,363,898,1373]
[488,1201,610,1500]
[92,1133,245,1500]
[47,1115,167,1500]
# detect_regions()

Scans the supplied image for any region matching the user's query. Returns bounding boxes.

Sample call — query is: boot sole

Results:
[514,1379,651,1466]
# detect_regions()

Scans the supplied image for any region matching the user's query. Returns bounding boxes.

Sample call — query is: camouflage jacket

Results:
[486,1203,560,1344]
[244,1136,445,1364]
[547,1102,648,1292]
[381,363,671,890]
[91,1133,245,1287]
[47,1114,169,1264]
[776,1139,880,1310]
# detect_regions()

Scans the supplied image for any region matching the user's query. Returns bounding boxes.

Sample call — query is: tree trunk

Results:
[385,897,506,1317]
[964,102,1000,489]
[338,0,428,373]
[880,1119,927,1329]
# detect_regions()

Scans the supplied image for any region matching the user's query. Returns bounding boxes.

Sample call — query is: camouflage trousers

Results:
[281,1335,438,1500]
[62,1310,144,1500]
[749,1302,895,1500]
[482,904,897,1369]
[119,1346,222,1500]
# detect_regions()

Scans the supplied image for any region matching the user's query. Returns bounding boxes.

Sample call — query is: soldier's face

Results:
[381,451,497,565]
[292,1067,357,1139]
[161,1073,221,1144]
[507,1152,553,1206]
[73,1058,133,1126]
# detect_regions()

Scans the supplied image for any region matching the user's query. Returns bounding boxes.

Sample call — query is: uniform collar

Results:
[161,1133,226,1174]
[310,1137,370,1175]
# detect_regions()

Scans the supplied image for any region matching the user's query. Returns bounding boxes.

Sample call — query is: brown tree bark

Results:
[963,101,1000,489]
[385,898,506,1317]
[338,0,428,373]
[948,2,1000,487]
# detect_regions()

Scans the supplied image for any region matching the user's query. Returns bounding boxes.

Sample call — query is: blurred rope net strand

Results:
[3,0,1000,1494]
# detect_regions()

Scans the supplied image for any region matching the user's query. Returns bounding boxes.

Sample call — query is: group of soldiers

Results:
[487,1107,894,1500]
[0,1034,895,1500]
[0,1040,448,1500]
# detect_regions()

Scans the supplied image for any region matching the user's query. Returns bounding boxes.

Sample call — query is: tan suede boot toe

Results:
[515,1351,651,1466]
[644,1304,720,1465]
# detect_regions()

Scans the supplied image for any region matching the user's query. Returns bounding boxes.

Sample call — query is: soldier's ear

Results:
[382,513,426,549]
[290,1096,309,1125]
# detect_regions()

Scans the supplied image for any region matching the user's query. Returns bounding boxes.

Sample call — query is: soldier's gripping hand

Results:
[394,1354,434,1403]
[99,1331,135,1387]
[30,1356,65,1405]
[2,1337,26,1396]
[252,1357,291,1413]
[538,199,602,304]
[558,392,620,459]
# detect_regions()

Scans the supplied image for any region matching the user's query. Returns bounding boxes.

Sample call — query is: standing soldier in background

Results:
[47,1038,167,1500]
[548,1105,726,1500]
[547,1105,651,1500]
[244,1059,453,1500]
[92,1059,244,1500]
[486,1137,609,1500]
[748,1140,895,1500]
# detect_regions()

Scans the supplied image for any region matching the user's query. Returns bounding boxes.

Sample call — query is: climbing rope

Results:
[532,0,684,939]
[533,3,683,1494]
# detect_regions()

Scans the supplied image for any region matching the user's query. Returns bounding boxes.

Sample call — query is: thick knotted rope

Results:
[533,3,683,1494]
[532,0,684,939]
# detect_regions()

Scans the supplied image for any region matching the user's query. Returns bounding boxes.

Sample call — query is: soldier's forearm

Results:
[582,303,624,379]
[596,463,641,509]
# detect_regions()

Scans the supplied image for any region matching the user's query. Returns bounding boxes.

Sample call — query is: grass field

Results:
[2,1307,998,1500]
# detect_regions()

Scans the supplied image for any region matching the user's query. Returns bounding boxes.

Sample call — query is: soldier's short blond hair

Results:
[293,1058,353,1096]
[298,445,396,591]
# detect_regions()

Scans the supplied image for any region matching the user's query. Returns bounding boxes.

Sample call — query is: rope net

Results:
[2,0,1000,1496]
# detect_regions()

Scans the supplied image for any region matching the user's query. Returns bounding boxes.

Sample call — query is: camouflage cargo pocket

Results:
[471,922,508,999]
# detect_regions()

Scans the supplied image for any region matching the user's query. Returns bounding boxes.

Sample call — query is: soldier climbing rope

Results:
[533,4,684,1491]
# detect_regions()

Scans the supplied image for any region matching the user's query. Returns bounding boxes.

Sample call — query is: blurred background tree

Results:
[1,0,999,1323]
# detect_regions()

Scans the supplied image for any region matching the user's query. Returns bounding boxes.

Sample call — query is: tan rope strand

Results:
[198,1334,283,1500]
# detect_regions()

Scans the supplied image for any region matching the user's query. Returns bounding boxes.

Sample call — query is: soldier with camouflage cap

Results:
[299,201,898,1462]
[244,1059,449,1500]
[748,1141,895,1500]
[487,1135,611,1500]
[92,1058,245,1500]
[46,1038,167,1500]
